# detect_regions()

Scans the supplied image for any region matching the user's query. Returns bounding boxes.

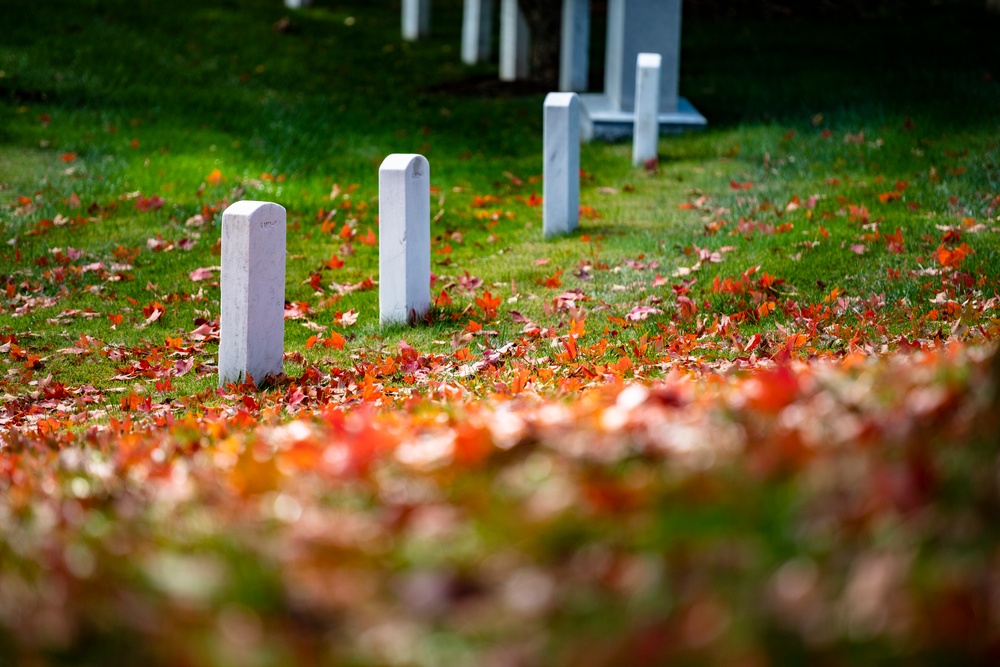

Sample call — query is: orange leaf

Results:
[883,227,905,254]
[465,319,483,333]
[472,194,501,208]
[544,269,563,289]
[745,365,799,414]
[206,168,223,186]
[380,356,397,375]
[935,243,971,268]
[510,366,532,394]
[324,331,346,350]
[877,191,901,204]
[435,290,453,307]
[142,301,165,318]
[608,355,632,376]
[119,391,143,412]
[453,423,493,466]
[476,290,501,315]
[326,254,344,269]
[560,336,578,361]
[756,301,776,319]
[677,296,698,319]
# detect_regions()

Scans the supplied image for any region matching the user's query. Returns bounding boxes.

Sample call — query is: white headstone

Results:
[559,0,590,92]
[402,0,431,41]
[462,0,495,65]
[284,0,311,8]
[632,52,661,166]
[499,0,530,81]
[219,201,286,386]
[543,93,581,238]
[379,154,431,327]
[605,0,680,113]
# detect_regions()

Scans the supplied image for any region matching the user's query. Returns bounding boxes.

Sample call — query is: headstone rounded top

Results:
[380,153,429,175]
[637,52,663,68]
[544,92,580,109]
[223,200,286,218]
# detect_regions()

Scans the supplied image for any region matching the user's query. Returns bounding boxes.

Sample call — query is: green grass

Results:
[2,1,998,402]
[2,3,1000,664]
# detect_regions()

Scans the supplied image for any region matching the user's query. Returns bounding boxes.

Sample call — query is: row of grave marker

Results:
[218,53,663,386]
[284,0,705,141]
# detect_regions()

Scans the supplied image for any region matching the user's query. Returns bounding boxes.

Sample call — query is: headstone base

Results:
[580,94,707,142]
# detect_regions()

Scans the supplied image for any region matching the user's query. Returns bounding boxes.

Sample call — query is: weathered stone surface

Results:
[219,201,286,386]
[379,154,431,327]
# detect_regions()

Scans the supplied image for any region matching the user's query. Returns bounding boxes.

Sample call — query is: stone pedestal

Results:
[579,0,706,141]
[219,201,286,386]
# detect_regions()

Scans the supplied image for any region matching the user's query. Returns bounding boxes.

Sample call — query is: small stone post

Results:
[379,154,431,327]
[559,0,591,92]
[219,201,286,386]
[402,0,431,41]
[499,0,529,81]
[632,52,661,166]
[462,0,494,65]
[543,93,581,238]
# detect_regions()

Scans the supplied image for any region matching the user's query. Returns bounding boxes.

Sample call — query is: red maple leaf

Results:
[357,228,377,246]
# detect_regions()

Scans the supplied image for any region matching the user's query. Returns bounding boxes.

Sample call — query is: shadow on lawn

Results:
[2,0,998,148]
[683,3,1000,128]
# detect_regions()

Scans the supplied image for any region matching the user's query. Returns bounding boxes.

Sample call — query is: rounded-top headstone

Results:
[379,154,431,327]
[218,201,287,386]
[543,92,581,238]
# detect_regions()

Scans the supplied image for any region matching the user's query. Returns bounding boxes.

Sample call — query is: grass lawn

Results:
[2,0,1000,665]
